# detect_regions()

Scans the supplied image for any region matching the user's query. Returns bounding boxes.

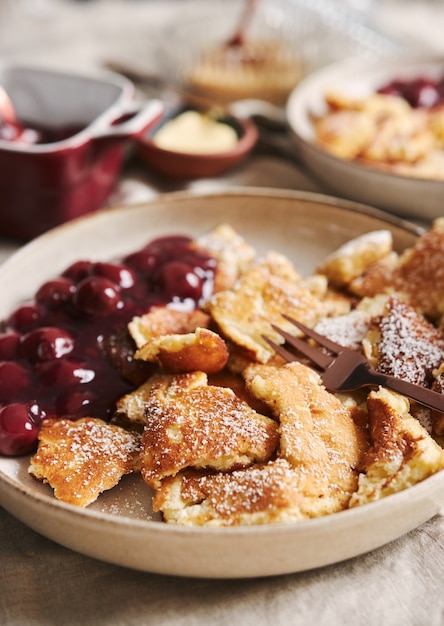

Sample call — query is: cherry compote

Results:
[0,235,216,455]
[377,74,444,109]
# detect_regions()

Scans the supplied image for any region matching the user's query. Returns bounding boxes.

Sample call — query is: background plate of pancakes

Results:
[286,53,444,222]
[1,188,443,579]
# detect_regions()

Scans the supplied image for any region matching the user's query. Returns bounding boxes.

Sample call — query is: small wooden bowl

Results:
[137,110,258,180]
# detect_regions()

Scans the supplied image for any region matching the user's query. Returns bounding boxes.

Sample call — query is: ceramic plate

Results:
[286,53,444,222]
[0,188,442,579]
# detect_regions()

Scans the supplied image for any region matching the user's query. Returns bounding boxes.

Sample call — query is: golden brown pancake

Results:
[29,417,141,507]
[193,223,256,292]
[153,460,307,526]
[140,371,279,488]
[351,219,444,321]
[349,253,400,299]
[134,327,229,374]
[364,296,444,387]
[317,230,393,288]
[128,307,210,349]
[314,91,444,180]
[153,361,370,526]
[392,218,444,320]
[246,362,369,514]
[208,252,333,363]
[114,376,160,428]
[349,388,444,507]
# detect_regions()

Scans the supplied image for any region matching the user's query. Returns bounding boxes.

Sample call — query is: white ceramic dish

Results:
[0,188,442,579]
[286,53,444,222]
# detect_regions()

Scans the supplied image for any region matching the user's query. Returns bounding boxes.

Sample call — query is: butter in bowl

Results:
[137,106,258,180]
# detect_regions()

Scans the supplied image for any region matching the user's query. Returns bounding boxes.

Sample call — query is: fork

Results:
[264,315,444,413]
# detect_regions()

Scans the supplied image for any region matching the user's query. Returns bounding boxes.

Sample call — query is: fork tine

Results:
[262,336,303,364]
[270,324,334,369]
[281,315,343,354]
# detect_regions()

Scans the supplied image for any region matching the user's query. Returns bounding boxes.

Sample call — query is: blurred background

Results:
[0,0,441,79]
[0,0,442,243]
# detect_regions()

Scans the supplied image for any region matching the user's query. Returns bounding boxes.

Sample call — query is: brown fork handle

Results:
[363,370,444,413]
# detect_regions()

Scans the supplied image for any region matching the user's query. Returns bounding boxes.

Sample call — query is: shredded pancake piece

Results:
[351,219,444,322]
[128,307,211,349]
[313,308,373,351]
[317,230,393,288]
[392,218,444,321]
[349,388,444,507]
[153,459,306,526]
[208,252,333,363]
[193,223,256,292]
[29,418,142,507]
[349,253,400,299]
[114,377,160,427]
[364,296,444,386]
[140,371,279,488]
[134,327,229,374]
[246,362,369,515]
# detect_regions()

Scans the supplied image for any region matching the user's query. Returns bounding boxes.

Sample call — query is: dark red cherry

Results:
[123,249,159,274]
[0,331,20,359]
[143,236,192,262]
[55,390,94,418]
[62,260,93,283]
[36,277,75,309]
[0,401,43,456]
[37,358,95,388]
[160,262,203,301]
[92,262,136,289]
[72,276,123,317]
[0,361,32,401]
[7,303,43,331]
[19,327,74,362]
[124,236,192,273]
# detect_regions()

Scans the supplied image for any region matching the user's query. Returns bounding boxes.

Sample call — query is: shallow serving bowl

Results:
[1,187,443,579]
[286,53,444,222]
[0,62,163,240]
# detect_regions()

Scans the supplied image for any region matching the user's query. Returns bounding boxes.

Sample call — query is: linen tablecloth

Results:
[1,2,444,624]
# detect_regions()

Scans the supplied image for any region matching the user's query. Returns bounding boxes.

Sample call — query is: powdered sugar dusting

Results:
[377,297,444,385]
[315,310,371,350]
[141,378,279,485]
[29,418,142,507]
